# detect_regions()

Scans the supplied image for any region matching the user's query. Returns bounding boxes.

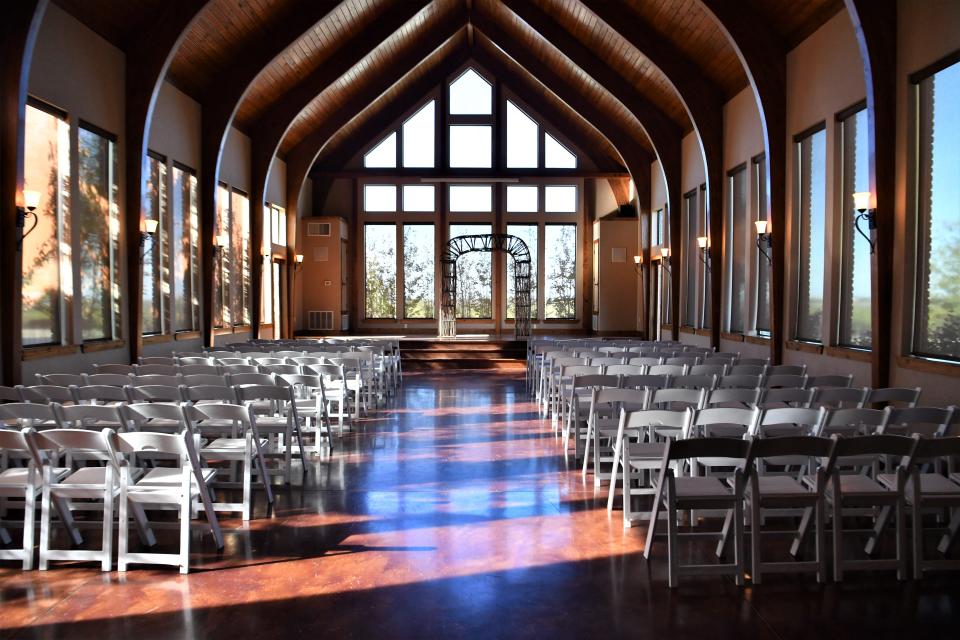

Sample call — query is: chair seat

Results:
[878,472,960,497]
[824,473,890,497]
[672,476,734,499]
[749,475,816,498]
[0,467,70,485]
[136,467,218,487]
[203,437,269,452]
[62,467,112,485]
[626,442,666,461]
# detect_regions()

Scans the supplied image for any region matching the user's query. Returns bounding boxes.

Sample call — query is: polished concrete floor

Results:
[2,372,960,639]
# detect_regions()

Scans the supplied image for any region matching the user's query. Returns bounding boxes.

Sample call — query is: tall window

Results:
[544,225,577,319]
[682,189,699,327]
[172,165,199,332]
[402,102,435,168]
[22,101,70,347]
[142,152,167,335]
[726,165,747,333]
[838,108,872,348]
[262,203,286,328]
[795,125,827,342]
[652,208,664,246]
[913,58,960,360]
[506,101,538,168]
[700,185,711,329]
[507,224,538,319]
[364,224,397,319]
[753,155,771,335]
[403,224,435,318]
[78,124,121,342]
[450,223,492,318]
[231,190,251,326]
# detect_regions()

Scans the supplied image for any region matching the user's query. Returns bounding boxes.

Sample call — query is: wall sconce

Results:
[696,236,711,269]
[853,191,877,254]
[213,232,229,267]
[295,253,305,271]
[659,246,671,275]
[633,254,643,275]
[139,218,159,261]
[16,190,41,251]
[755,220,772,263]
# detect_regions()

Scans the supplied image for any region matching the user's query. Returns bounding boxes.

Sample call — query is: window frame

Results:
[792,121,828,344]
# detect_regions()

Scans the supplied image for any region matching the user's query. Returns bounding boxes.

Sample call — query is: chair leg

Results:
[242,446,252,522]
[716,508,734,559]
[833,496,843,582]
[22,486,36,571]
[936,507,960,556]
[179,490,191,575]
[38,482,51,571]
[815,499,826,583]
[865,505,892,556]
[912,497,923,580]
[750,497,762,585]
[607,433,623,512]
[790,506,814,558]
[896,497,907,581]
[118,492,129,572]
[101,488,114,572]
[734,497,745,587]
[666,486,679,588]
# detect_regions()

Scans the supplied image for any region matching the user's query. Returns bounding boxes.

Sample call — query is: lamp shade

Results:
[697,236,708,249]
[23,190,41,211]
[660,246,670,259]
[143,218,159,235]
[295,253,305,264]
[853,191,872,211]
[633,255,642,264]
[754,220,769,235]
[214,232,229,247]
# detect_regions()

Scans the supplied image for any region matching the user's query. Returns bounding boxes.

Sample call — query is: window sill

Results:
[720,332,744,343]
[82,339,126,354]
[214,327,234,336]
[175,330,201,341]
[22,344,80,361]
[897,355,960,377]
[232,325,252,333]
[786,340,823,355]
[825,345,872,363]
[694,328,712,337]
[142,333,173,345]
[679,326,697,335]
[744,334,770,346]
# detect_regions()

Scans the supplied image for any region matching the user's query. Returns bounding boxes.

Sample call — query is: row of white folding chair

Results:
[0,416,224,573]
[637,425,960,586]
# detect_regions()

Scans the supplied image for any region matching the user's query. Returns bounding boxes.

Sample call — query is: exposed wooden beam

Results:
[124,0,207,363]
[698,0,788,363]
[845,0,896,387]
[310,169,630,179]
[0,0,47,385]
[584,0,726,348]
[198,0,343,347]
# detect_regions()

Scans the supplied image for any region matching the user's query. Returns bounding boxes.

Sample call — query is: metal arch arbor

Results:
[441,234,532,339]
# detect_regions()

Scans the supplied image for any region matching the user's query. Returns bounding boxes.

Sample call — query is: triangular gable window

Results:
[363,131,397,168]
[545,132,577,169]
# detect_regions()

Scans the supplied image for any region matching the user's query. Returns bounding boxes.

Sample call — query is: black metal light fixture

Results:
[139,218,159,262]
[697,236,711,270]
[659,246,671,275]
[295,253,304,271]
[755,220,772,263]
[853,191,877,254]
[16,190,41,251]
[633,254,643,275]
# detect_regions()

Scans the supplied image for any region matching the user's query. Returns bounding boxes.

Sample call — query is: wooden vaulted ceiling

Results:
[54,0,845,171]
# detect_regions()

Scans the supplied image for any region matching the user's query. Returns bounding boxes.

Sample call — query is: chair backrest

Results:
[140,357,176,365]
[137,364,180,376]
[183,384,237,403]
[130,374,183,387]
[763,374,808,389]
[759,387,814,408]
[55,404,126,429]
[206,351,237,359]
[95,363,136,375]
[559,365,603,379]
[123,402,188,430]
[879,406,956,438]
[259,363,301,375]
[36,373,84,386]
[622,407,694,438]
[664,436,751,464]
[219,363,259,374]
[738,358,770,367]
[178,356,214,366]
[717,374,762,389]
[648,364,688,377]
[253,357,286,366]
[571,374,619,391]
[704,387,761,409]
[18,384,74,404]
[692,406,760,438]
[83,373,132,387]
[689,364,727,377]
[728,364,765,377]
[291,356,324,366]
[179,364,220,376]
[603,364,646,376]
[620,374,670,390]
[817,407,886,437]
[832,433,916,460]
[182,403,254,430]
[0,402,59,427]
[111,429,190,459]
[0,428,33,457]
[905,435,960,465]
[304,363,345,380]
[807,374,853,389]
[705,353,738,365]
[627,356,662,367]
[236,383,294,403]
[589,357,626,367]
[664,356,701,367]
[276,373,325,393]
[272,350,306,358]
[550,357,587,373]
[125,384,184,404]
[72,384,127,405]
[669,374,717,390]
[862,387,921,408]
[753,406,825,437]
[744,435,836,478]
[648,387,705,410]
[0,386,22,403]
[228,372,276,387]
[182,374,230,387]
[766,364,806,376]
[28,428,116,468]
[216,357,251,366]
[808,386,868,409]
[591,388,649,413]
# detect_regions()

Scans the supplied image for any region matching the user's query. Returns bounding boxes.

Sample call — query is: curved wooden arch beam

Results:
[0,0,47,385]
[196,0,343,347]
[845,0,895,387]
[698,0,787,364]
[491,1,683,340]
[124,0,208,364]
[582,0,726,349]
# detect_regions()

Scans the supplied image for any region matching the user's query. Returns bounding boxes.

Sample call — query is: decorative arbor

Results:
[440,234,532,339]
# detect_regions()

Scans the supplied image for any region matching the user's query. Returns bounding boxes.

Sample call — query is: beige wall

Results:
[593,178,619,218]
[650,160,667,213]
[266,157,287,207]
[594,219,639,333]
[149,81,201,169]
[681,132,705,193]
[220,127,251,192]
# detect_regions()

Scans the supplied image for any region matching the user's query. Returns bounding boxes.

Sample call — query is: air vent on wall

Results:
[308,310,334,331]
[307,222,331,236]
